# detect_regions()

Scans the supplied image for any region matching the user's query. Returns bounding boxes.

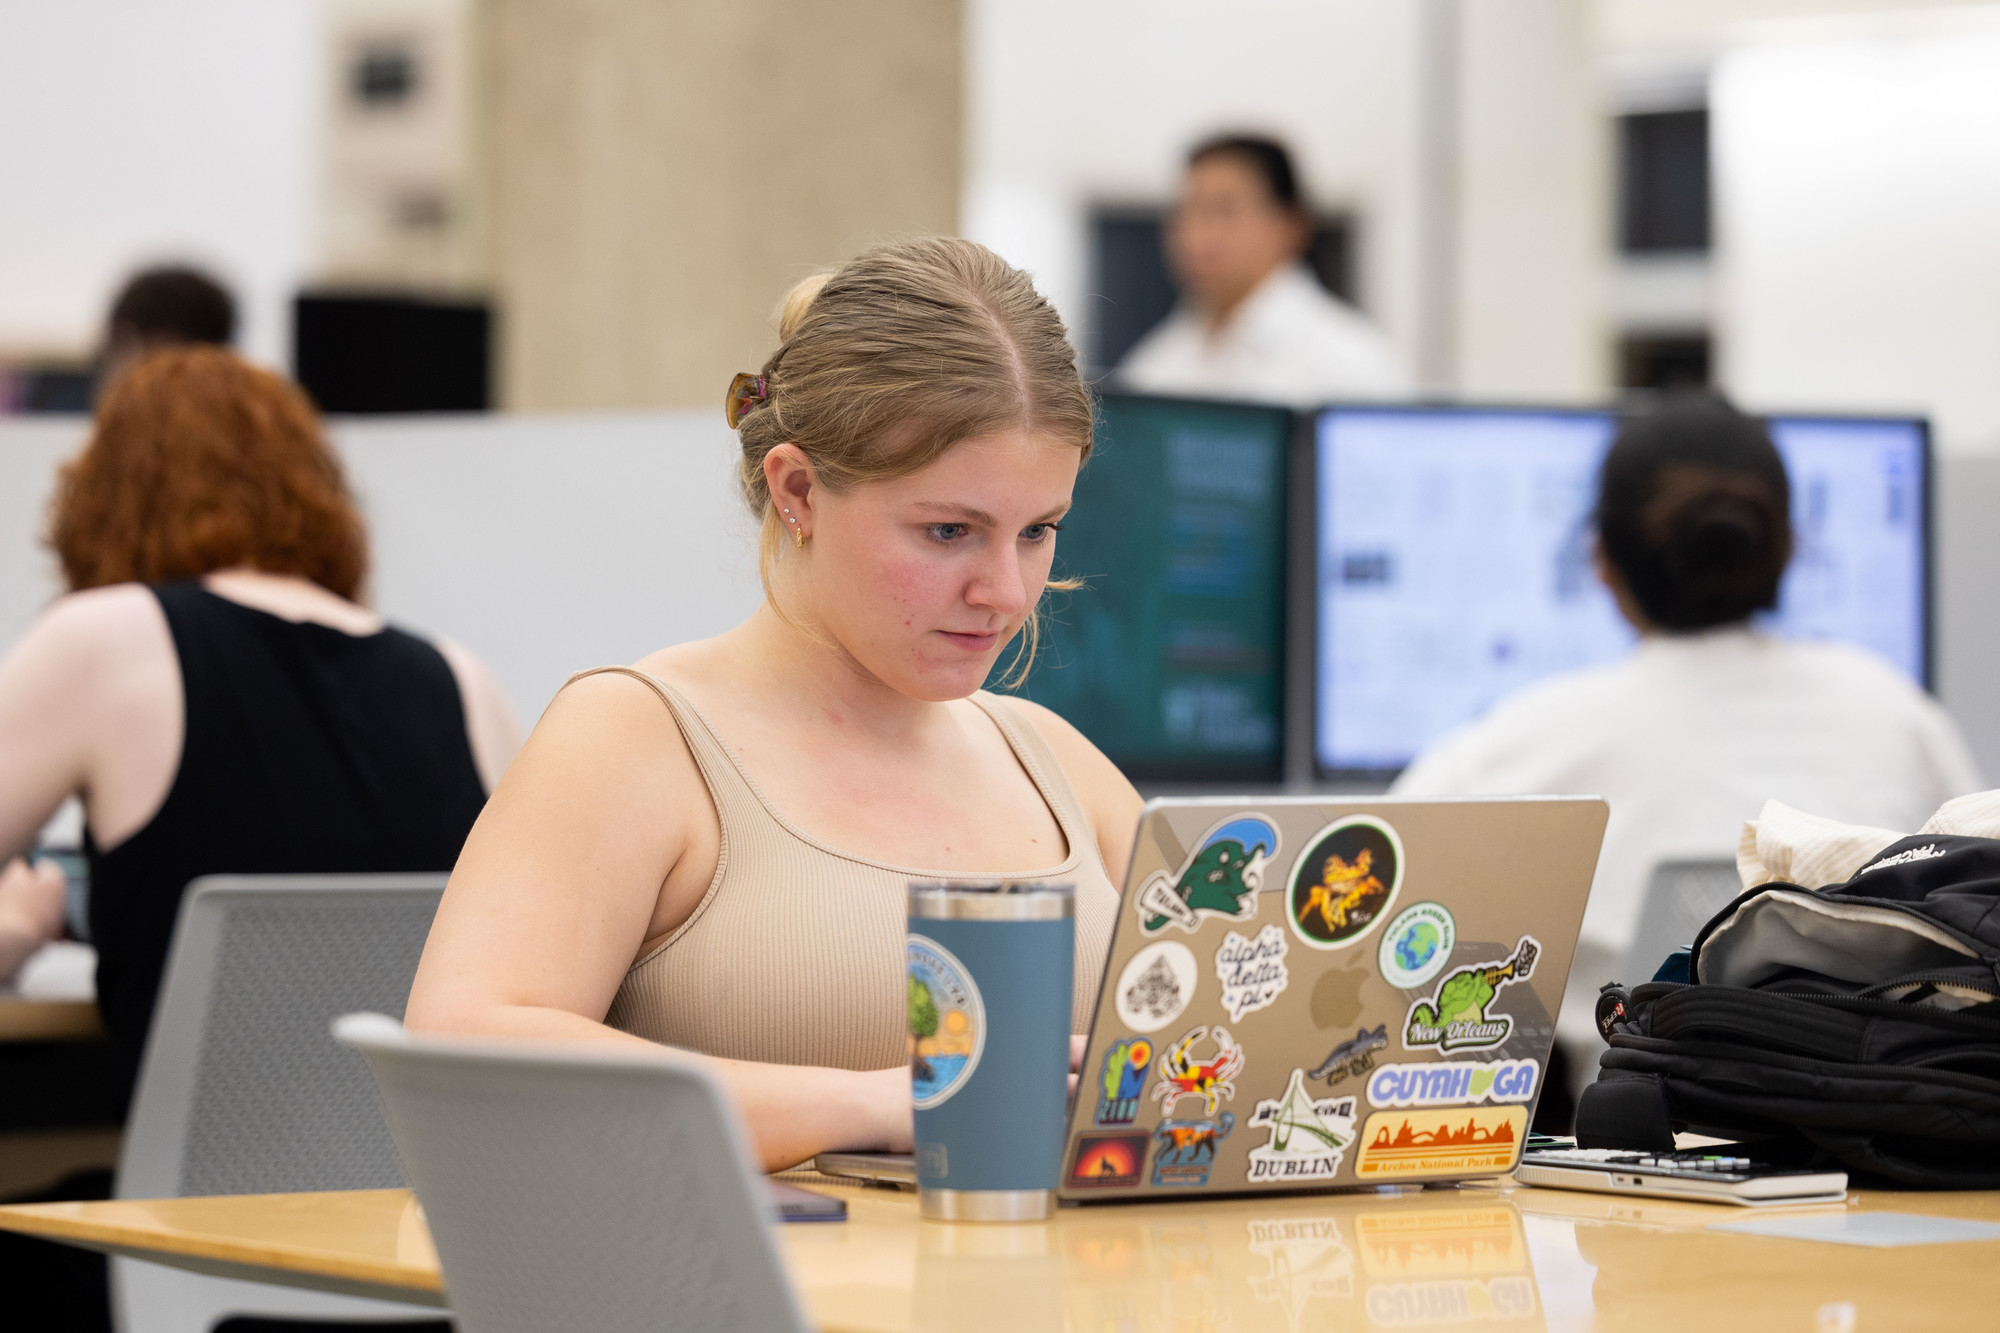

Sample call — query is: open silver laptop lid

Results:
[1060,795,1608,1201]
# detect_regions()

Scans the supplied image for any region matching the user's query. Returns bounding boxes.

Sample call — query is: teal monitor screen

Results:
[996,393,1292,781]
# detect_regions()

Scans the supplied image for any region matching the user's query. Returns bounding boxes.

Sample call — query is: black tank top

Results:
[84,583,488,1106]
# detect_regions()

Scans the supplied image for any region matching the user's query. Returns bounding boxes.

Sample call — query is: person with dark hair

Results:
[1393,394,1977,1110]
[98,265,237,389]
[1117,133,1407,403]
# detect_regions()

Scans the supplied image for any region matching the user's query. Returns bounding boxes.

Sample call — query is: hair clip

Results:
[725,372,769,429]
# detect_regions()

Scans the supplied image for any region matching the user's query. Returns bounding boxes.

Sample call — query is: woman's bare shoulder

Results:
[989,695,1141,810]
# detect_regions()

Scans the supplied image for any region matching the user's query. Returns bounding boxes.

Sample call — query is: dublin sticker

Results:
[1377,902,1456,990]
[1136,815,1280,935]
[1400,937,1540,1054]
[1287,816,1403,951]
[1114,940,1199,1033]
[907,934,985,1109]
[1216,924,1290,1022]
[1151,1114,1235,1187]
[1245,1068,1358,1183]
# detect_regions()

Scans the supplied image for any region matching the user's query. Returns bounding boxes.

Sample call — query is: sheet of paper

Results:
[1710,1212,2000,1248]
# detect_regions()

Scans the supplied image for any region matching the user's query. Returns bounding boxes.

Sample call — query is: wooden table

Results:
[0,997,104,1042]
[5,1176,2000,1330]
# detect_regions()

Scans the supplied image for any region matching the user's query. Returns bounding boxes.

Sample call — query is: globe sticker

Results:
[1377,902,1456,990]
[1115,940,1199,1033]
[1286,815,1404,951]
[907,935,985,1109]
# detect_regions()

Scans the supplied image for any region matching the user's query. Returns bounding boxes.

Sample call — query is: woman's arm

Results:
[0,858,66,981]
[435,638,526,793]
[405,672,910,1169]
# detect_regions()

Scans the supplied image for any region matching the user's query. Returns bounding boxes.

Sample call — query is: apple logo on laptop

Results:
[1310,965,1369,1030]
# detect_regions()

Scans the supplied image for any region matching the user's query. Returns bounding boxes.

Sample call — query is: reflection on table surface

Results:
[779,1175,2000,1333]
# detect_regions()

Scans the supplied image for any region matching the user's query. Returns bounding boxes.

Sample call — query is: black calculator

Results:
[1516,1144,1848,1206]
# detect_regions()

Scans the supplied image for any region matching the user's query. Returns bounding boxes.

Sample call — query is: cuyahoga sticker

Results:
[1355,1105,1529,1180]
[1366,1059,1539,1109]
[906,935,984,1109]
[1400,936,1539,1054]
[1246,1069,1357,1183]
[1136,815,1279,935]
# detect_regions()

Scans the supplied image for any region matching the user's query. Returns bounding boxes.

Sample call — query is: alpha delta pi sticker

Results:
[907,935,985,1109]
[1136,815,1280,935]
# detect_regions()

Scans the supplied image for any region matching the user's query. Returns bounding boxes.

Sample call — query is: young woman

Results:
[0,347,521,1102]
[407,238,1144,1170]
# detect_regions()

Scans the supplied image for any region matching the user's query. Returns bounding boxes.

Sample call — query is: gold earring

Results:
[793,525,805,549]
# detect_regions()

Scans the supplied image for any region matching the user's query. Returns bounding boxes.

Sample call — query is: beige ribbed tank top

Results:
[574,668,1120,1071]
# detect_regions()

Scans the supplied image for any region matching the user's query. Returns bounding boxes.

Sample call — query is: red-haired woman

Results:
[0,346,520,1108]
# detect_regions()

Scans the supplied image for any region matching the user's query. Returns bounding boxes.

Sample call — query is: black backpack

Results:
[1575,834,2000,1187]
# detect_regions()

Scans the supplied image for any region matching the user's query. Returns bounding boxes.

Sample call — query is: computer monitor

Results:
[1313,405,1930,777]
[1000,392,1294,781]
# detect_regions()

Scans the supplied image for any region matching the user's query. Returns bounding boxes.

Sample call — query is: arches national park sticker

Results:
[1287,816,1404,951]
[906,935,985,1109]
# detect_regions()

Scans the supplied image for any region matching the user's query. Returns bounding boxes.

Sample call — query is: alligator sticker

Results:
[1377,902,1456,990]
[1246,1068,1358,1183]
[1136,815,1280,935]
[1113,940,1198,1033]
[906,934,985,1109]
[1151,1024,1245,1117]
[1287,816,1403,950]
[1094,1037,1154,1126]
[1066,1132,1149,1189]
[1215,924,1290,1022]
[1308,1024,1388,1086]
[1365,1059,1540,1109]
[1151,1113,1236,1187]
[1400,937,1540,1055]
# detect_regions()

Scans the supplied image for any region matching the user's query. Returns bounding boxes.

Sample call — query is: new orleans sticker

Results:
[1377,902,1456,990]
[1307,1024,1388,1086]
[1151,1113,1235,1187]
[1287,816,1403,951]
[906,935,985,1109]
[1135,815,1280,935]
[1215,924,1290,1022]
[1114,940,1199,1032]
[1246,1068,1358,1183]
[1354,1105,1529,1180]
[1151,1024,1245,1117]
[1400,937,1540,1054]
[1365,1059,1540,1109]
[1093,1037,1153,1126]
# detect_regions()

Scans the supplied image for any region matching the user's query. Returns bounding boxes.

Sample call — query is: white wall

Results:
[0,413,765,724]
[1713,8,2000,454]
[0,0,320,367]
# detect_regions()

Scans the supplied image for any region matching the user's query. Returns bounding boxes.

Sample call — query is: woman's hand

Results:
[0,857,66,981]
[1069,1033,1087,1099]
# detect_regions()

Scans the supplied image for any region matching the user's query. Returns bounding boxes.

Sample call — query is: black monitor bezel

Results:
[1306,400,1935,783]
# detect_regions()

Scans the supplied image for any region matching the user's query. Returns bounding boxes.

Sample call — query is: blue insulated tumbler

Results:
[907,881,1075,1222]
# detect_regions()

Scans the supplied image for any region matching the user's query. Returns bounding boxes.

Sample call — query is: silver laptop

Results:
[819,795,1607,1201]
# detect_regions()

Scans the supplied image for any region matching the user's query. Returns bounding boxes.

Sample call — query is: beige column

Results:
[482,0,962,410]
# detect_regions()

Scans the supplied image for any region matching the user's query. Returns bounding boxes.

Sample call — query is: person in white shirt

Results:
[1393,394,1979,1114]
[1116,135,1409,406]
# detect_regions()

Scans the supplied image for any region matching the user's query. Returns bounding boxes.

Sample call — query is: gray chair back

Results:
[337,1014,808,1333]
[1617,858,1744,985]
[114,874,450,1332]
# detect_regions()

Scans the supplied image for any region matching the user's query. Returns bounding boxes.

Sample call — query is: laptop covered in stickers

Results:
[1057,795,1607,1202]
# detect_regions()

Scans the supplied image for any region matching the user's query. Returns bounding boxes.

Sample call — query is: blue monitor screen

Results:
[1314,407,1928,774]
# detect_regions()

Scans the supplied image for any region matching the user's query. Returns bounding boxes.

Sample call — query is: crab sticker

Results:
[1287,816,1403,950]
[1136,815,1280,935]
[906,934,984,1109]
[1151,1024,1245,1116]
[1215,924,1290,1022]
[1308,1024,1388,1086]
[1113,940,1199,1033]
[1400,937,1541,1054]
[1094,1037,1154,1126]
[1246,1068,1358,1183]
[1151,1113,1236,1187]
[1377,902,1456,990]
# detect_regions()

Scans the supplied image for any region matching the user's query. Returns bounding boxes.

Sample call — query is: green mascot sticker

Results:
[1401,936,1540,1054]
